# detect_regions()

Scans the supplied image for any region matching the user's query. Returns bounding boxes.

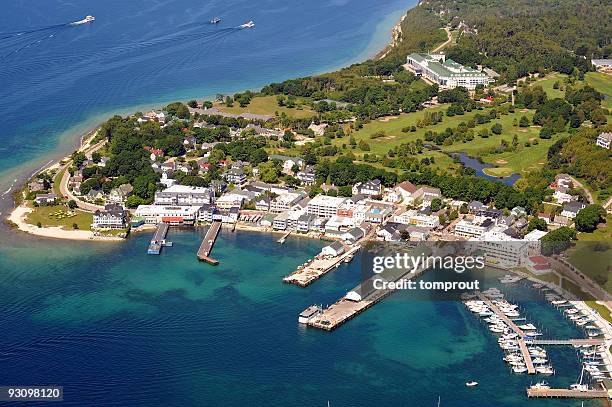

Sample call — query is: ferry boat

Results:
[210,17,221,24]
[239,20,255,28]
[298,305,321,324]
[71,15,95,25]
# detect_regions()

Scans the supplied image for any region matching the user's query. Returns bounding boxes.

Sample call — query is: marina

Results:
[147,223,171,255]
[196,221,221,265]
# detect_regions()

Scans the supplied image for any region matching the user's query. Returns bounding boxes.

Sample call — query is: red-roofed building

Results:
[528,256,551,274]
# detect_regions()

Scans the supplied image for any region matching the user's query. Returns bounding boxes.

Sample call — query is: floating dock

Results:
[147,223,170,255]
[475,292,536,374]
[283,245,360,287]
[197,221,221,265]
[277,231,291,244]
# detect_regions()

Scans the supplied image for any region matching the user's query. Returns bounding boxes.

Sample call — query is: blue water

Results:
[454,153,520,186]
[0,0,411,197]
[0,229,599,406]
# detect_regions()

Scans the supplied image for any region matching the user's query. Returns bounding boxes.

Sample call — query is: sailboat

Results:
[570,366,589,392]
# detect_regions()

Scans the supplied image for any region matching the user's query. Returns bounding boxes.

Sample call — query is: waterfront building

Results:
[272,211,289,230]
[341,227,365,244]
[297,213,316,233]
[270,192,305,213]
[255,196,271,211]
[393,209,440,229]
[215,193,247,210]
[406,53,492,90]
[454,217,494,239]
[476,230,530,267]
[321,241,345,257]
[92,203,128,229]
[154,185,213,206]
[306,195,347,218]
[134,205,201,225]
[596,132,612,149]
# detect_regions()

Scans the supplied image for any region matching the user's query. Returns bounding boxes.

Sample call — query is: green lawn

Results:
[339,104,556,176]
[585,301,612,324]
[217,95,316,119]
[26,204,92,231]
[525,73,568,99]
[585,72,612,109]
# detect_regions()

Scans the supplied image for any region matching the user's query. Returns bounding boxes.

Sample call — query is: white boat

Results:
[512,365,528,373]
[70,15,95,25]
[240,20,255,28]
[536,366,555,375]
[530,381,550,390]
[298,305,321,324]
[518,323,537,330]
[210,17,221,24]
[465,381,478,387]
[570,367,589,392]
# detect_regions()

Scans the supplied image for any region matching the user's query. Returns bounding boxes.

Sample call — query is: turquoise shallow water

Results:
[0,228,600,406]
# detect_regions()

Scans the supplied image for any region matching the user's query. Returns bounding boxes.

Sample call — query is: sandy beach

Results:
[8,204,122,242]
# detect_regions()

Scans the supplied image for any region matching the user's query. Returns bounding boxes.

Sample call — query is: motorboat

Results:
[70,15,95,25]
[530,381,550,390]
[210,17,221,24]
[465,381,478,387]
[240,20,255,28]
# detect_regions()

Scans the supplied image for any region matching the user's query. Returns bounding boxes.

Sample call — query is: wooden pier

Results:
[277,231,291,244]
[527,338,606,346]
[527,388,609,399]
[197,221,221,265]
[283,245,360,287]
[147,223,169,255]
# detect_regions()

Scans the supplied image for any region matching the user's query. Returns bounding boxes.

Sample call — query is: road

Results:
[56,140,107,213]
[569,175,594,204]
[432,27,452,53]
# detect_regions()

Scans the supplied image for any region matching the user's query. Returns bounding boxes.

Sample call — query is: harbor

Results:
[147,222,171,255]
[196,221,221,265]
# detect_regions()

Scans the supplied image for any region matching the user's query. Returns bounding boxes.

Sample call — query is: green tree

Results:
[519,116,530,127]
[67,200,77,209]
[541,226,577,255]
[430,198,442,212]
[527,217,548,232]
[574,205,606,232]
[491,123,503,135]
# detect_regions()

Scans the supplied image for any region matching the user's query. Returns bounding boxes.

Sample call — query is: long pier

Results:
[527,339,606,346]
[308,261,431,331]
[147,223,169,255]
[283,245,360,287]
[527,388,608,399]
[197,221,221,265]
[475,292,536,374]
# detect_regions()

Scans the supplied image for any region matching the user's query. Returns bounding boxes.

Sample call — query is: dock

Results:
[283,245,360,287]
[527,339,606,346]
[147,223,170,255]
[197,221,221,265]
[527,388,609,399]
[308,260,432,331]
[277,231,291,244]
[475,292,536,374]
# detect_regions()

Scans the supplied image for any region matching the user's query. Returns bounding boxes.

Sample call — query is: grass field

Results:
[338,104,556,176]
[585,72,612,109]
[585,301,612,324]
[26,204,92,231]
[217,95,316,119]
[525,73,568,99]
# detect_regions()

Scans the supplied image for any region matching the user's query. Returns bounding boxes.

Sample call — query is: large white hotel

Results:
[406,53,492,90]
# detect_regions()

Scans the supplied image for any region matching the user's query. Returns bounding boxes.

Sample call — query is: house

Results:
[592,59,612,71]
[561,201,586,219]
[108,184,133,204]
[244,124,284,138]
[221,207,240,223]
[272,211,289,230]
[259,213,276,228]
[321,241,345,257]
[97,157,110,167]
[92,203,127,229]
[511,206,527,218]
[224,168,247,186]
[394,181,418,204]
[269,155,304,174]
[86,189,105,201]
[270,192,305,213]
[406,53,492,90]
[296,166,316,186]
[160,172,176,188]
[377,224,403,242]
[34,193,57,205]
[394,209,440,229]
[468,201,485,213]
[454,217,494,239]
[145,147,164,162]
[308,122,327,136]
[553,215,571,226]
[365,205,392,224]
[297,213,316,233]
[210,180,228,195]
[352,179,382,196]
[134,205,200,225]
[341,227,365,244]
[183,136,197,149]
[255,196,271,212]
[596,132,612,149]
[28,179,45,192]
[412,187,442,204]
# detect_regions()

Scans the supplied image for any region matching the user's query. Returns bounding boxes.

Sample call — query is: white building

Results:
[454,217,495,239]
[270,192,305,213]
[477,230,530,268]
[92,204,127,229]
[306,195,347,218]
[394,209,440,229]
[321,241,345,257]
[215,193,246,210]
[406,53,492,90]
[393,181,418,204]
[352,179,382,196]
[134,205,201,225]
[154,185,213,206]
[596,132,612,149]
